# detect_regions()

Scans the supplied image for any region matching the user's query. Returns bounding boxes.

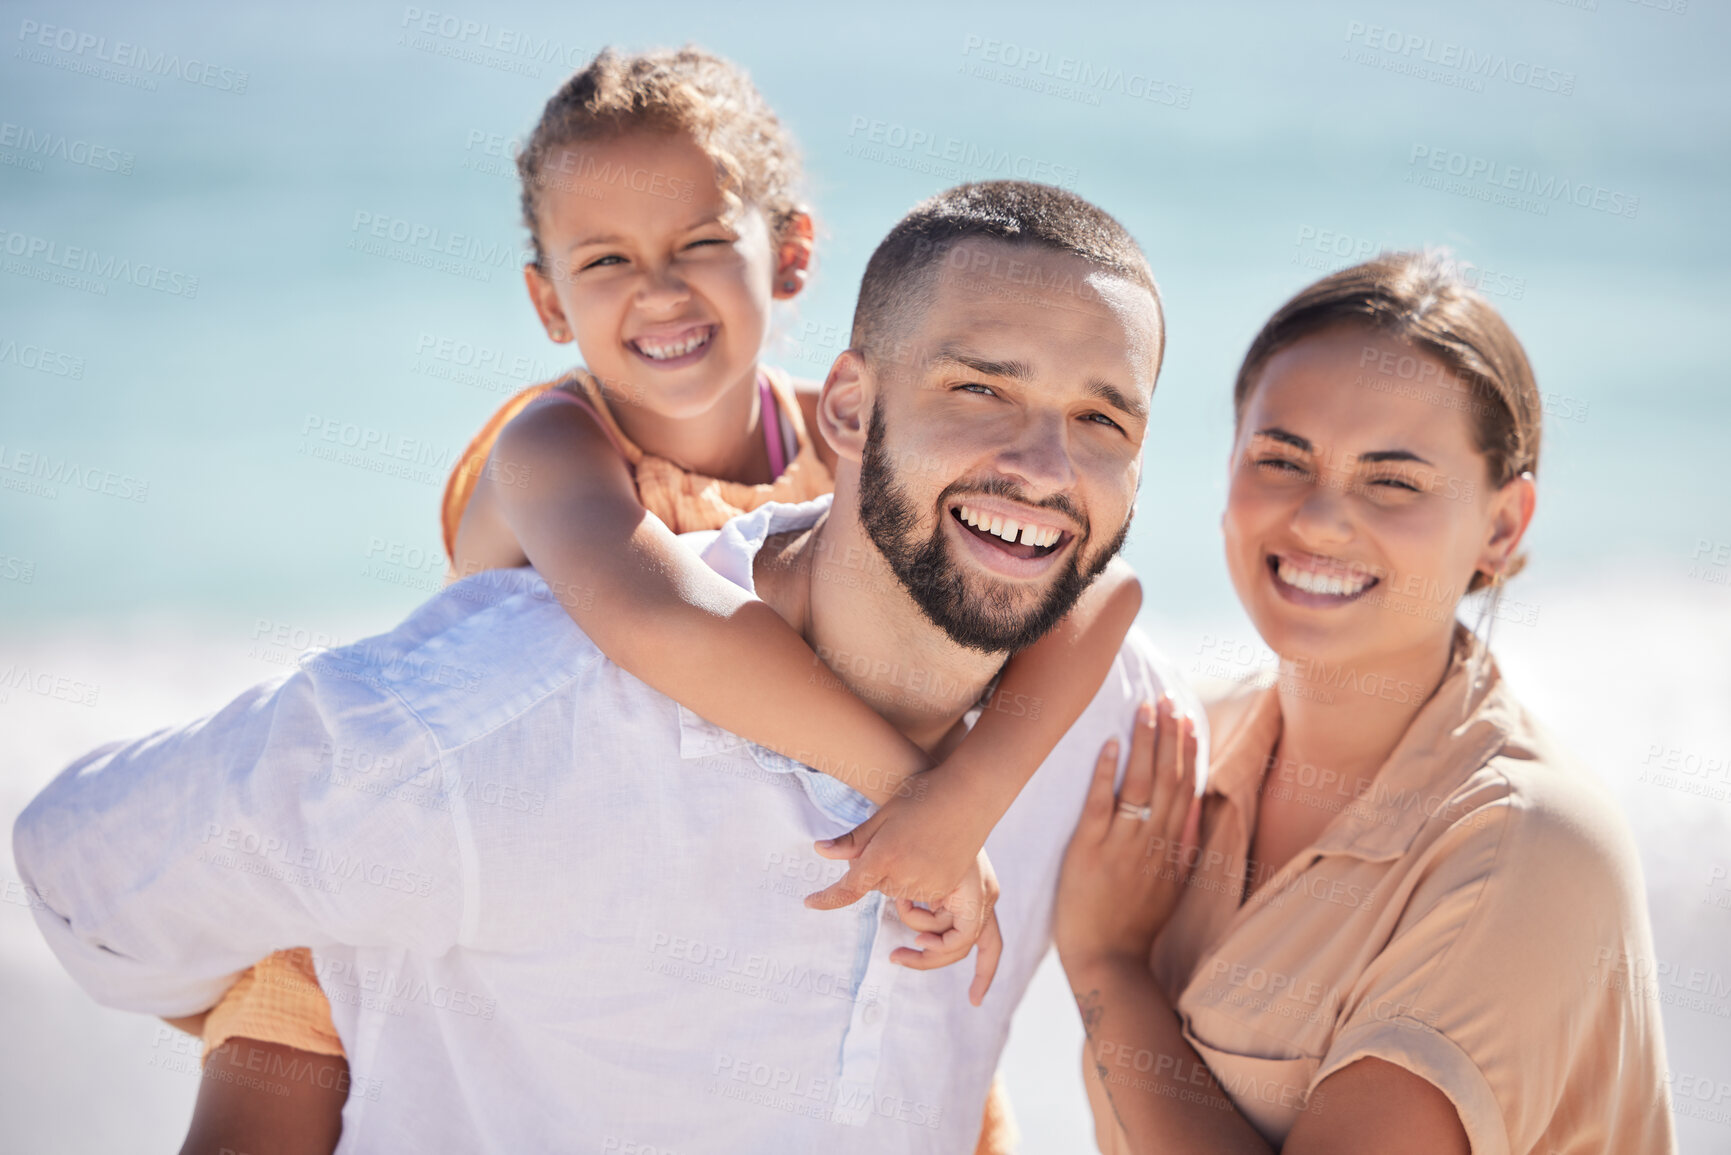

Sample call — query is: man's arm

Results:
[13,664,465,1017]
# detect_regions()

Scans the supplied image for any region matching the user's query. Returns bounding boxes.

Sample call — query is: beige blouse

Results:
[1126,625,1674,1153]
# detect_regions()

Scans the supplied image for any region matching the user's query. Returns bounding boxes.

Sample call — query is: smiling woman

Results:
[1053,251,1676,1155]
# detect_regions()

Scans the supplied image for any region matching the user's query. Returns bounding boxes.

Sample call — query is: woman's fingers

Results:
[1164,717,1198,851]
[1080,736,1121,843]
[1107,699,1158,846]
[1147,698,1180,845]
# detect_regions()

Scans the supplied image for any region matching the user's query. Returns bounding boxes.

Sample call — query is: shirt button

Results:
[861,1000,884,1026]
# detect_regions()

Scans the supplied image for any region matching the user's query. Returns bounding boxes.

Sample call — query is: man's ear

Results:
[523,264,575,344]
[819,349,871,463]
[771,211,815,301]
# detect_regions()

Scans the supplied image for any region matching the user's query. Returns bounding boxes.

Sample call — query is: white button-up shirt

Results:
[16,496,1200,1154]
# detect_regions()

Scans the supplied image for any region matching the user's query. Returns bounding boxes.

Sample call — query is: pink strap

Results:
[760,374,788,478]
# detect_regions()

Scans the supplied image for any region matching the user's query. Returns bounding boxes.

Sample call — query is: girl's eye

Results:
[582,254,625,270]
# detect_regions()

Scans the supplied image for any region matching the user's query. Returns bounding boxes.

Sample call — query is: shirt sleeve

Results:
[12,663,467,1018]
[1308,774,1651,1155]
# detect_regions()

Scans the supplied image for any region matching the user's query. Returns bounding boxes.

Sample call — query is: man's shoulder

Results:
[303,568,605,749]
[1065,626,1211,781]
[1108,627,1204,723]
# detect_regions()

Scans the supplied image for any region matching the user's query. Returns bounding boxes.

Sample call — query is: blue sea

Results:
[3,1,1728,1150]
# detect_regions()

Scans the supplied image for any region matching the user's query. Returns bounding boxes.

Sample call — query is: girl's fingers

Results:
[897,898,955,933]
[969,912,1004,1006]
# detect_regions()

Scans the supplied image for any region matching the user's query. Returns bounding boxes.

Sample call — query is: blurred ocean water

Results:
[2,1,1727,1150]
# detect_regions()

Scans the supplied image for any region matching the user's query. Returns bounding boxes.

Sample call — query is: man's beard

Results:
[857,402,1131,654]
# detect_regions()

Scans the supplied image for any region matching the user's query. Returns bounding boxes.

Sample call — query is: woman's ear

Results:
[1478,472,1537,576]
[523,264,574,343]
[819,349,870,463]
[771,211,816,301]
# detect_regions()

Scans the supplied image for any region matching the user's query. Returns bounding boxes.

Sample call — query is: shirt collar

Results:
[1207,625,1527,863]
[691,492,834,597]
[672,494,875,825]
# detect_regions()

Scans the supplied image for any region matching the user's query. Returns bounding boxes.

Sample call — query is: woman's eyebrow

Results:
[1252,427,1311,451]
[1252,429,1435,468]
[1357,448,1434,466]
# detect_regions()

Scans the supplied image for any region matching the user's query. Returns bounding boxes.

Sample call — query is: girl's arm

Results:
[806,556,1142,909]
[478,396,933,807]
[479,398,1005,996]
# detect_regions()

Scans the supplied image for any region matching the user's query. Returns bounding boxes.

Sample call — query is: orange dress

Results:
[197,367,1016,1151]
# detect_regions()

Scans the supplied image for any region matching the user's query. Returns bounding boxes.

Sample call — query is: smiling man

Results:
[16,182,1199,1154]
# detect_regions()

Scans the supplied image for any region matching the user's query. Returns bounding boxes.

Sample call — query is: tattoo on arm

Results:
[1076,988,1105,1037]
[1076,986,1137,1137]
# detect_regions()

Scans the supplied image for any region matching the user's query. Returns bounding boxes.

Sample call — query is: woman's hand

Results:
[1054,697,1200,971]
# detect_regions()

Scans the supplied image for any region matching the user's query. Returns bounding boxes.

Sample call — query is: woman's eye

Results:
[1369,476,1421,493]
[1255,457,1306,475]
[582,254,625,270]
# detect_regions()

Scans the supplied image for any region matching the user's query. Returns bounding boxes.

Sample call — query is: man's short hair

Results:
[849,180,1163,372]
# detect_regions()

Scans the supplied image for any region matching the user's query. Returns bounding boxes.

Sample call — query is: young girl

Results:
[1053,252,1673,1153]
[174,45,1141,1155]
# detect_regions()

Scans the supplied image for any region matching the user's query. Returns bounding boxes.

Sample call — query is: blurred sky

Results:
[2,1,1728,1152]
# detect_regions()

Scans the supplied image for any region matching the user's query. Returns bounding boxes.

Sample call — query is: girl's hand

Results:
[1054,697,1200,971]
[810,826,1004,1006]
[889,849,1004,1007]
[805,770,992,913]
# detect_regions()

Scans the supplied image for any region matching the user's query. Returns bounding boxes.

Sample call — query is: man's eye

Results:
[1083,412,1123,432]
[957,383,998,397]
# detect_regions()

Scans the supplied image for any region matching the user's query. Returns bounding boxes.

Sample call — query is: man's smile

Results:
[946,498,1075,576]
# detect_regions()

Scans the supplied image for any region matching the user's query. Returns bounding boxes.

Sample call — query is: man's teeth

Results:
[956,504,1061,548]
[636,329,710,360]
[1276,557,1374,597]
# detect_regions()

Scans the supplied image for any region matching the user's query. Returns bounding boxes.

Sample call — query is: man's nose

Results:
[992,411,1078,496]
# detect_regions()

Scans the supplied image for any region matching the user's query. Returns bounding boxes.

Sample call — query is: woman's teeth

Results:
[956,504,1061,548]
[634,328,711,360]
[1276,557,1374,597]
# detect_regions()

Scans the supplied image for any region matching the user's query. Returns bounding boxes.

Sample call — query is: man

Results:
[16,181,1196,1152]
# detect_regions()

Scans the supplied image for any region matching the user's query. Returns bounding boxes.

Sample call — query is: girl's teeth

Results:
[638,329,710,360]
[1276,557,1372,597]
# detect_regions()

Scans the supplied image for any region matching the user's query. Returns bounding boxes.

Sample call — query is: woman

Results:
[1054,252,1675,1154]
